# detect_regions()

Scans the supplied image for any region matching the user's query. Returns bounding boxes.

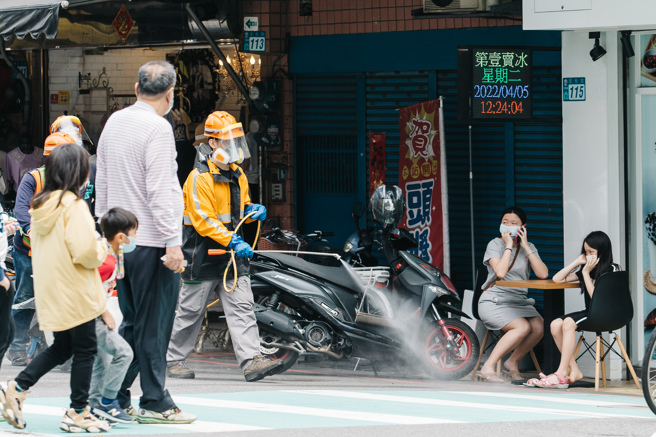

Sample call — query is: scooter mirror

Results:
[352,202,366,220]
[352,202,366,232]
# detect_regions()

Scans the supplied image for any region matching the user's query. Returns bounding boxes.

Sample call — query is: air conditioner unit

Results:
[423,0,485,13]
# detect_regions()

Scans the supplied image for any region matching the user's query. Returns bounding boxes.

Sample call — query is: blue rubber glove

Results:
[228,234,254,259]
[245,203,267,221]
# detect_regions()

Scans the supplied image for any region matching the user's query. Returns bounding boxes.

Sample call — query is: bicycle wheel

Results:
[642,329,656,415]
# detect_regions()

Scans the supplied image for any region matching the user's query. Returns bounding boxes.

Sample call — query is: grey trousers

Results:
[166,276,260,370]
[89,318,134,407]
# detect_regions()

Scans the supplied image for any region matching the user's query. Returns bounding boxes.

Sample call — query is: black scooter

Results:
[250,224,480,380]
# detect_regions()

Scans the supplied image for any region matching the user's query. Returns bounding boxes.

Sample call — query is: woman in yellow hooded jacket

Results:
[0,143,110,433]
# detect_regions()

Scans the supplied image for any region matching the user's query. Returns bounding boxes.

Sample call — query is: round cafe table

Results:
[495,279,580,373]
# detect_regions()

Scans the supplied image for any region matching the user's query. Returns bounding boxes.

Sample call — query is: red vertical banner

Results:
[398,99,450,273]
[368,133,386,197]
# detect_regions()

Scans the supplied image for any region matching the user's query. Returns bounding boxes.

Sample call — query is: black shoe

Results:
[7,350,27,367]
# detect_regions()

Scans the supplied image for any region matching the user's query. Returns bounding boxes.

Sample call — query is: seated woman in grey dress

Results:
[478,206,549,382]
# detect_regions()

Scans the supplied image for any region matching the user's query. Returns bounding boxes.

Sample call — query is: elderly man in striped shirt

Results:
[95,61,195,424]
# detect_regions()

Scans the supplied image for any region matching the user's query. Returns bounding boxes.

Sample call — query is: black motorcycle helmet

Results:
[370,184,405,225]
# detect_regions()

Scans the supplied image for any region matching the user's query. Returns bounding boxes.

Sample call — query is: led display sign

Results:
[470,48,532,121]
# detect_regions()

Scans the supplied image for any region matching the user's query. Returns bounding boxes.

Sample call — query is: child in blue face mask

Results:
[87,207,140,424]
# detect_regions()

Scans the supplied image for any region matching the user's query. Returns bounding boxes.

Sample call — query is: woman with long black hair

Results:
[528,231,619,389]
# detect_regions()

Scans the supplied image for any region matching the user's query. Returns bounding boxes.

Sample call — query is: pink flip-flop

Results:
[533,372,570,389]
[523,373,548,387]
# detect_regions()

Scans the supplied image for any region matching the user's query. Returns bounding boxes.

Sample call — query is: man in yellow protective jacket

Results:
[166,111,283,382]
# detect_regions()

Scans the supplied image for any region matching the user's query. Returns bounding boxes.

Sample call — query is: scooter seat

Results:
[256,252,366,294]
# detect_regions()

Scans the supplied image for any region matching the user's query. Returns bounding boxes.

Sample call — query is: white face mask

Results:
[165,92,174,116]
[499,224,521,237]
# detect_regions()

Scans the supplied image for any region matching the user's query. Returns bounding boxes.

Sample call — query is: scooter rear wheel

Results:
[259,328,299,373]
[420,318,479,380]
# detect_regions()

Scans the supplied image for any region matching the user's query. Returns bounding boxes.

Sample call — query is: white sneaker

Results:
[124,405,138,418]
[60,406,111,433]
[0,380,27,429]
[136,407,197,424]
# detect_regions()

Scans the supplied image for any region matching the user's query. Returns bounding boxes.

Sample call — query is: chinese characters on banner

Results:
[368,133,386,197]
[398,99,450,273]
[471,48,532,120]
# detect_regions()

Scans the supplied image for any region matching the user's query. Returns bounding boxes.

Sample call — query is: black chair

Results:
[470,265,541,380]
[572,271,640,391]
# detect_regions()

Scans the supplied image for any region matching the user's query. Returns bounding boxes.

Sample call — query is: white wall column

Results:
[561,30,626,378]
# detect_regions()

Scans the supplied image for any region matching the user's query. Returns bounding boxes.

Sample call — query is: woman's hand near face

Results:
[501,230,513,247]
[575,254,587,266]
[582,256,599,274]
[518,226,530,251]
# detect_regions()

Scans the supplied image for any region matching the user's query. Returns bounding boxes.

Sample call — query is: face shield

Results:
[50,116,92,148]
[211,123,247,165]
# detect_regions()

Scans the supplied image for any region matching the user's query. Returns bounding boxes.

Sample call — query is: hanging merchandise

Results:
[398,98,450,274]
[166,49,220,123]
[368,133,386,198]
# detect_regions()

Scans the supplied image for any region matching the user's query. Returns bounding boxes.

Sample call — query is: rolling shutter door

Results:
[295,75,359,242]
[364,71,432,186]
[294,67,563,307]
[438,71,508,291]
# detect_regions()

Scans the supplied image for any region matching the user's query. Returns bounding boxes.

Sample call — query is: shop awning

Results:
[0,0,65,41]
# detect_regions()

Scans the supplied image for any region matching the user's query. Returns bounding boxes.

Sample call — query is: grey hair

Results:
[137,61,176,96]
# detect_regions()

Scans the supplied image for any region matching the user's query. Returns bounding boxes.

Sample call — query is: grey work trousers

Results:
[166,276,260,370]
[89,318,134,407]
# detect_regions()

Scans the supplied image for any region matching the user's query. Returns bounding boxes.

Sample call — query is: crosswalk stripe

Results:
[0,430,53,437]
[16,403,267,433]
[147,422,268,433]
[20,404,65,417]
[444,391,645,407]
[173,395,462,425]
[285,390,650,420]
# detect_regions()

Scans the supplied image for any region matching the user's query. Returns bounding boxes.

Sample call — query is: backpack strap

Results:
[23,168,45,256]
[482,248,521,292]
[31,167,44,194]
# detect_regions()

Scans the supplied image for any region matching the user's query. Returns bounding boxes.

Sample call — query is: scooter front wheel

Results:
[420,318,480,380]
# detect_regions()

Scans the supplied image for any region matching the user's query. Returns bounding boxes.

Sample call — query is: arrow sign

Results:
[244,17,259,31]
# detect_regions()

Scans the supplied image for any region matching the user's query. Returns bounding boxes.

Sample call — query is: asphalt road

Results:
[1,349,655,437]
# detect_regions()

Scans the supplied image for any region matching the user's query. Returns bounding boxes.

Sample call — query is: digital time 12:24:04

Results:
[480,100,524,115]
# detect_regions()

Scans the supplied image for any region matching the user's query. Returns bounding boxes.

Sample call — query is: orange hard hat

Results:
[50,115,82,134]
[204,111,244,140]
[43,132,77,156]
[49,115,91,147]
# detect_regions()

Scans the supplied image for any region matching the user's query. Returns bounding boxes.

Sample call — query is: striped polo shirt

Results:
[96,101,183,248]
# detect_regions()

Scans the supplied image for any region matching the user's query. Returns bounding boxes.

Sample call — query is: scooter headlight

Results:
[343,240,354,252]
[425,284,449,298]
